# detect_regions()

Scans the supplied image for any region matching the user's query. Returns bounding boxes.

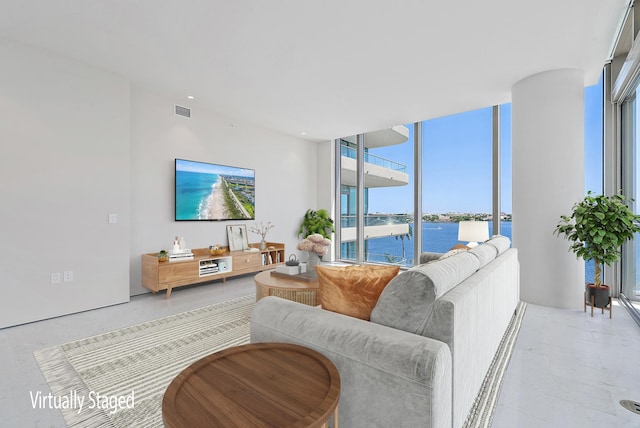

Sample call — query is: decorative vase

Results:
[260,239,267,250]
[307,251,321,276]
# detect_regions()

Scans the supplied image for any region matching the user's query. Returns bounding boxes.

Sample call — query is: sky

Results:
[176,158,255,178]
[366,77,604,215]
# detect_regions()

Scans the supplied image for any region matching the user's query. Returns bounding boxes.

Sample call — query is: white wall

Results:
[0,41,131,328]
[129,86,319,295]
[0,40,320,326]
[315,140,336,260]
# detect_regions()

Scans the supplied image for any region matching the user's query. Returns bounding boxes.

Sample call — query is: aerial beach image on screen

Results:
[175,159,255,221]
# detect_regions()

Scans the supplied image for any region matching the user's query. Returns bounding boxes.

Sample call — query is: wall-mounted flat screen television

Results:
[175,158,255,221]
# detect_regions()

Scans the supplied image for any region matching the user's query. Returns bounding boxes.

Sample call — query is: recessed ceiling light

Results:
[301,132,306,135]
[187,95,194,99]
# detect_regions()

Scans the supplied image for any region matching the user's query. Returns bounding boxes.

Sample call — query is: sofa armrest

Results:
[419,251,443,264]
[251,296,452,428]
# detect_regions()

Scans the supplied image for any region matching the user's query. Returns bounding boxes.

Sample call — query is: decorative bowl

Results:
[209,247,227,256]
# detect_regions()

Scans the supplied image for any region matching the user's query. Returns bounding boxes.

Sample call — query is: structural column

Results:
[512,69,584,308]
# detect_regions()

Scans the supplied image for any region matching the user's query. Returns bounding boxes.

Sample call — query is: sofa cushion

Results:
[468,243,497,268]
[438,248,468,260]
[419,252,442,264]
[486,235,511,255]
[370,251,480,335]
[315,264,400,320]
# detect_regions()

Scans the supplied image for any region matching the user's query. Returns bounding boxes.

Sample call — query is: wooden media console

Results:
[142,242,284,298]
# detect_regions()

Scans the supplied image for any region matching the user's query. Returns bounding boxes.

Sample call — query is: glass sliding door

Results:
[621,91,640,310]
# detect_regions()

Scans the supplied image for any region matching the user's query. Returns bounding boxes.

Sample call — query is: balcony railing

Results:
[366,252,414,267]
[340,214,412,228]
[341,144,407,173]
[339,251,414,267]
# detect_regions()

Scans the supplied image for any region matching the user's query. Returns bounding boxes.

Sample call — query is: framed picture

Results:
[227,225,249,251]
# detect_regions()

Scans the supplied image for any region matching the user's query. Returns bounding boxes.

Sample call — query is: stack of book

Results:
[199,260,219,276]
[169,249,194,262]
[274,264,307,275]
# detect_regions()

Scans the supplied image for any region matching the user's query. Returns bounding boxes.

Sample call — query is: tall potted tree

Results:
[554,191,640,307]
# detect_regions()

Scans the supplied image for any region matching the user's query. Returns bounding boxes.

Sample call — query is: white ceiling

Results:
[0,0,630,141]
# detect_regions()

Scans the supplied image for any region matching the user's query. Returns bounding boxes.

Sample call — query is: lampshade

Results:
[457,221,489,246]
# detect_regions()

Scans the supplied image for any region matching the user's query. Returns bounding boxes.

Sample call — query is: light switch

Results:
[108,213,118,224]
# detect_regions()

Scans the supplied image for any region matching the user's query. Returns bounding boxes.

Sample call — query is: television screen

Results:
[175,158,255,221]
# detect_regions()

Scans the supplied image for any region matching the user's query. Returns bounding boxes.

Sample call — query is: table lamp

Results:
[457,221,489,248]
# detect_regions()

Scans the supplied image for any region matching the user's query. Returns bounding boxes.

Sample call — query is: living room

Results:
[2,1,640,427]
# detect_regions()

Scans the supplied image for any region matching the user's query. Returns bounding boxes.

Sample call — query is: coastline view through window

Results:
[341,78,603,281]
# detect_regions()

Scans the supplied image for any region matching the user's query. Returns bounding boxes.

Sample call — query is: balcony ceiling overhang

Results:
[342,125,410,148]
[0,1,629,141]
[341,169,409,188]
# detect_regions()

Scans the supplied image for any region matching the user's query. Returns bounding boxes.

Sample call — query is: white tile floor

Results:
[1,276,639,427]
[492,300,640,428]
[0,277,255,428]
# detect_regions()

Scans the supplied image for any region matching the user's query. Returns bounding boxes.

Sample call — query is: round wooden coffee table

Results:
[254,270,319,306]
[162,342,340,428]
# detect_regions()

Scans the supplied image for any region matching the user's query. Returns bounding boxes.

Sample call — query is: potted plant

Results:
[297,233,331,276]
[298,209,335,239]
[157,250,168,262]
[554,191,640,308]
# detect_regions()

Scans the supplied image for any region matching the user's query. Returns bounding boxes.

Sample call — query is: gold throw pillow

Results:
[315,265,400,320]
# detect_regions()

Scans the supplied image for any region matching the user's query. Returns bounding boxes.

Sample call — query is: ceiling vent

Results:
[175,105,191,118]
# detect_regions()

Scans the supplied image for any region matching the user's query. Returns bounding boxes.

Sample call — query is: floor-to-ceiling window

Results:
[339,135,359,262]
[363,126,415,265]
[585,76,604,285]
[337,107,508,266]
[421,107,500,252]
[338,127,414,266]
[336,82,604,276]
[500,104,513,228]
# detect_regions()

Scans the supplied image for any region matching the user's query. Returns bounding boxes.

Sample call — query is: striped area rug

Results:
[35,294,524,428]
[463,301,527,428]
[34,294,254,428]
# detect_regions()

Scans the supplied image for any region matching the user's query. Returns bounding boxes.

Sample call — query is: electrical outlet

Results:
[63,271,73,282]
[51,273,61,284]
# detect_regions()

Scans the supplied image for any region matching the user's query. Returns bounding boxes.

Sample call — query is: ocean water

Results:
[364,221,594,282]
[175,170,218,220]
[365,222,511,260]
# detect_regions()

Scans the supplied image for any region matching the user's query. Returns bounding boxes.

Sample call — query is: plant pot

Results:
[585,284,610,308]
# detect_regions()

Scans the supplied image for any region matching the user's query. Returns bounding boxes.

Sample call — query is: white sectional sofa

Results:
[250,236,520,428]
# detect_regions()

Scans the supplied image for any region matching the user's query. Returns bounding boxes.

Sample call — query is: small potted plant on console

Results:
[555,191,640,312]
[157,250,168,262]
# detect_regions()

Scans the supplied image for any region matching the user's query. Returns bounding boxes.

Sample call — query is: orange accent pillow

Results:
[449,243,471,251]
[315,265,400,320]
